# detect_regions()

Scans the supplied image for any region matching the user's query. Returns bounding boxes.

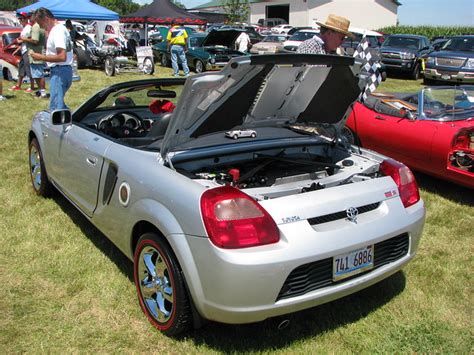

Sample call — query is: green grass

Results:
[1,67,473,353]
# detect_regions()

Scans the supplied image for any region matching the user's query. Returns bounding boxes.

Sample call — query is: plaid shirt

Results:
[296,35,326,54]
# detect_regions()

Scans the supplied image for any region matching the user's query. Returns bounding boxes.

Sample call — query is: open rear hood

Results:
[161,54,363,158]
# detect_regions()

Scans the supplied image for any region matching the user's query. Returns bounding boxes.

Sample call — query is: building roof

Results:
[191,0,401,10]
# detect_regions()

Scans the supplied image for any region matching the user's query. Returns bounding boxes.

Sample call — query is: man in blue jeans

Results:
[30,8,73,111]
[167,23,189,77]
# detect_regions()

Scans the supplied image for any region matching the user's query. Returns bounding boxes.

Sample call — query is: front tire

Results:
[104,56,115,76]
[143,57,155,75]
[134,233,191,336]
[411,62,420,80]
[29,138,53,197]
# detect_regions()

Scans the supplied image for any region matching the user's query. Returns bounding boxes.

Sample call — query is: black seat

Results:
[147,112,173,138]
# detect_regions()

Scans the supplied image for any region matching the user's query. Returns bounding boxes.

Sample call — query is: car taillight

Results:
[380,159,420,208]
[200,186,280,249]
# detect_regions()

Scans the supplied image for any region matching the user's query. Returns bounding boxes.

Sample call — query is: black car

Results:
[423,35,474,84]
[380,34,431,79]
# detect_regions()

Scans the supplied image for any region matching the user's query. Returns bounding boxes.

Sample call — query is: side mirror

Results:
[51,109,72,125]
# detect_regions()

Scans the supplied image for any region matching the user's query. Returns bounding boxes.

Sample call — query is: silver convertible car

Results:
[28,54,425,336]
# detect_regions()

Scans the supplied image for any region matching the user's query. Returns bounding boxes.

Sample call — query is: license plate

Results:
[333,245,374,281]
[441,74,451,80]
[258,51,264,55]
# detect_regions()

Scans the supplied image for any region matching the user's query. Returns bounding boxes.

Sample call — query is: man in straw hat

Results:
[297,14,353,55]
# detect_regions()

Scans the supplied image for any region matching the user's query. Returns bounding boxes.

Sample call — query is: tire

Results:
[251,132,256,138]
[194,60,204,74]
[233,134,238,140]
[380,70,387,82]
[143,57,155,75]
[340,126,361,146]
[134,233,191,336]
[104,56,115,76]
[29,138,53,197]
[5,68,13,81]
[160,54,169,67]
[73,47,89,69]
[410,62,420,80]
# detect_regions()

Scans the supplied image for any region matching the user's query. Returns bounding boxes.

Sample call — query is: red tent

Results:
[121,0,206,25]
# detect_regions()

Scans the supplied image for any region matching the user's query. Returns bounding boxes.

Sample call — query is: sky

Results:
[134,0,474,27]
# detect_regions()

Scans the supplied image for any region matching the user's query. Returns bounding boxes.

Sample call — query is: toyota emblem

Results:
[346,207,359,224]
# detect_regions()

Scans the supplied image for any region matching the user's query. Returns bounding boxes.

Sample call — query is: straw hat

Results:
[317,14,354,38]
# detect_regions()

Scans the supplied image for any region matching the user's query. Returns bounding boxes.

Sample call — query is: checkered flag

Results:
[353,35,382,102]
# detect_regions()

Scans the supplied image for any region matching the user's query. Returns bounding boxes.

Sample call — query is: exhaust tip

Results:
[277,319,290,330]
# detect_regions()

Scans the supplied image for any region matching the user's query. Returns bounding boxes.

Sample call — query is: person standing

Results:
[167,23,189,77]
[30,8,73,111]
[296,14,353,55]
[235,31,251,53]
[22,12,47,98]
[10,12,35,92]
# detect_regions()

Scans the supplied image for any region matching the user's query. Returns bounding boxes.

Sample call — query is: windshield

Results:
[383,37,420,49]
[263,35,287,43]
[441,37,474,52]
[289,31,318,41]
[422,86,474,121]
[2,32,20,46]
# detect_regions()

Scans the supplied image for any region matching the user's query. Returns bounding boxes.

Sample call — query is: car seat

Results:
[146,112,173,138]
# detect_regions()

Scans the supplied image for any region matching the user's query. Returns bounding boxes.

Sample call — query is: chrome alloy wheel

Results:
[137,245,174,323]
[29,143,42,191]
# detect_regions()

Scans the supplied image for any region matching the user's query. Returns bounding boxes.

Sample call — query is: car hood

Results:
[201,30,241,48]
[429,50,473,59]
[161,54,364,157]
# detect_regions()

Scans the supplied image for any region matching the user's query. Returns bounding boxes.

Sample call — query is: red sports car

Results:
[0,25,21,81]
[343,86,474,189]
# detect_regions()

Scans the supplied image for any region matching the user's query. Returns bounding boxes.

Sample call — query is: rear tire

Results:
[194,60,204,74]
[134,233,191,336]
[73,47,90,69]
[160,54,169,67]
[29,138,53,197]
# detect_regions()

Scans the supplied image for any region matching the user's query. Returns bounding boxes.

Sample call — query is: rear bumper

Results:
[180,197,425,324]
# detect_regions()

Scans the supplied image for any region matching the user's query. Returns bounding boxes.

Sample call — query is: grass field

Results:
[1,66,473,353]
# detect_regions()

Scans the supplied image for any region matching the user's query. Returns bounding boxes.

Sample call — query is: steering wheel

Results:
[98,111,145,138]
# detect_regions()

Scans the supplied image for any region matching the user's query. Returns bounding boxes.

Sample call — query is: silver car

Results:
[28,54,425,336]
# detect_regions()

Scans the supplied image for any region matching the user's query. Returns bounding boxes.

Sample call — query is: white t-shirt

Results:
[235,32,250,52]
[46,23,73,67]
[20,24,32,54]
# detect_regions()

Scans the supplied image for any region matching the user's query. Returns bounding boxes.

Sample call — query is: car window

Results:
[263,35,286,42]
[443,37,474,52]
[383,37,420,49]
[189,36,205,47]
[423,86,474,120]
[289,31,318,41]
[96,84,184,111]
[2,32,20,46]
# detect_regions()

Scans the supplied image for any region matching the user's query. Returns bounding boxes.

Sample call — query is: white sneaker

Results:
[0,95,7,101]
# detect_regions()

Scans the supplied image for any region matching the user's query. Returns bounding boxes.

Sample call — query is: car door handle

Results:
[375,115,385,120]
[86,156,98,166]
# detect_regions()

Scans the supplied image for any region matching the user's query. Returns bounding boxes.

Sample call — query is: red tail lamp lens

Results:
[200,186,280,249]
[380,159,420,208]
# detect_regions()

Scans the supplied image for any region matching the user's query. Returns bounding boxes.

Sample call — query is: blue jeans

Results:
[50,65,72,111]
[170,45,189,76]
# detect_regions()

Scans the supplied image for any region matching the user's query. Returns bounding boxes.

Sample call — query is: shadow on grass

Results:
[186,272,406,351]
[52,192,134,282]
[414,171,474,206]
[52,189,407,350]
